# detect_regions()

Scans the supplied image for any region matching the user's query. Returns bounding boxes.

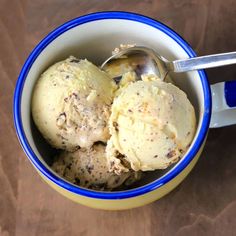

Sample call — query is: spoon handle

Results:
[171,51,236,72]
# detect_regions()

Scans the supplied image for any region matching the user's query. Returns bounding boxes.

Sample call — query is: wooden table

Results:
[1,1,236,235]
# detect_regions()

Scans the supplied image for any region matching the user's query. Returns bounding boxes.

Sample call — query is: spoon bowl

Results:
[101,46,169,81]
[101,46,236,81]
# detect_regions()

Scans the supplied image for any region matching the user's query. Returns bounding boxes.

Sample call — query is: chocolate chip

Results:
[166,150,176,159]
[114,177,120,184]
[153,155,158,158]
[113,122,119,131]
[110,161,115,167]
[70,58,80,63]
[66,162,72,170]
[85,164,94,174]
[75,177,80,185]
[72,92,78,98]
[56,112,67,126]
[56,133,68,141]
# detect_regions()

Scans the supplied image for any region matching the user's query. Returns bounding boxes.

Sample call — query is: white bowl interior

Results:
[21,19,204,189]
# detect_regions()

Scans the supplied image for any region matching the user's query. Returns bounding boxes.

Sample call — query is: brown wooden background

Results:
[1,0,236,235]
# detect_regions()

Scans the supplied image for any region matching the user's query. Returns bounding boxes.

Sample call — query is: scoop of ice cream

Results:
[52,144,140,190]
[106,76,196,173]
[31,56,117,151]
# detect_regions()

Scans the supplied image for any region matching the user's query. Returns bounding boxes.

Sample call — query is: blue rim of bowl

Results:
[13,11,211,200]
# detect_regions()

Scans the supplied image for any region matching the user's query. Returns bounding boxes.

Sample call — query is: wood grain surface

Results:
[1,0,236,235]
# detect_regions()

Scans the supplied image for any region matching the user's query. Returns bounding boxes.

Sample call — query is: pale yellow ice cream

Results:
[32,52,196,190]
[106,75,196,173]
[32,56,117,151]
[52,144,140,190]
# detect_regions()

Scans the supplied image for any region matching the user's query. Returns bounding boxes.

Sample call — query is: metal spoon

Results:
[101,46,236,81]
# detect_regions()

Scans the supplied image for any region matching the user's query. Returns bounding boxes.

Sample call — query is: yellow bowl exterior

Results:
[38,141,205,210]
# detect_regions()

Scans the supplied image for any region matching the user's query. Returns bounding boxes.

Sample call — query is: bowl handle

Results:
[210,81,236,128]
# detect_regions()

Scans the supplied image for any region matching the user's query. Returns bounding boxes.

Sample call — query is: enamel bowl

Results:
[15,12,235,210]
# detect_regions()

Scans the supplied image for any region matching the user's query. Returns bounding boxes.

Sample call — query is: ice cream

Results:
[106,75,196,173]
[52,144,140,190]
[31,56,117,151]
[31,51,197,191]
